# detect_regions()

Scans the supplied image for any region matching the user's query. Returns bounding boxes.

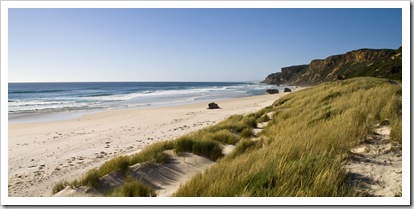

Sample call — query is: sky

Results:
[8,8,402,82]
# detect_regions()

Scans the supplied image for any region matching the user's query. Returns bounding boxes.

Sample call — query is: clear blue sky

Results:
[9,8,402,82]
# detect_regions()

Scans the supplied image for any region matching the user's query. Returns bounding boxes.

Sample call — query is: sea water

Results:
[8,82,284,123]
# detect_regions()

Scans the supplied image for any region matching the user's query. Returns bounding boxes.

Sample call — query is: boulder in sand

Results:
[283,88,292,92]
[208,102,220,109]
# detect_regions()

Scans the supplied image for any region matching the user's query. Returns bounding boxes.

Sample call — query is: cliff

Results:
[262,47,402,86]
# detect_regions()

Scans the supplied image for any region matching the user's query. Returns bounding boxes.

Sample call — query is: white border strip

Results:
[1,1,408,8]
[1,196,412,206]
[1,2,10,205]
[1,0,410,206]
[400,1,410,206]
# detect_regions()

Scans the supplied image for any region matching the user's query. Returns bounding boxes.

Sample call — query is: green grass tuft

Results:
[80,169,100,188]
[175,135,224,161]
[240,128,255,138]
[211,130,239,145]
[52,181,69,194]
[257,114,271,123]
[109,179,157,197]
[227,139,262,159]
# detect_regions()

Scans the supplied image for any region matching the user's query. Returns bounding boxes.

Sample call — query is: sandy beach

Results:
[8,91,295,197]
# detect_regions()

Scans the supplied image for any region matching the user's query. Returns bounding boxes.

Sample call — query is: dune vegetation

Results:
[175,77,402,196]
[52,77,402,197]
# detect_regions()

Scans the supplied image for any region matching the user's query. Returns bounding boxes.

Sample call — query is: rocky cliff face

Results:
[262,47,402,86]
[262,65,307,84]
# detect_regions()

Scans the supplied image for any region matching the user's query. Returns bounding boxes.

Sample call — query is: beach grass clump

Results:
[390,119,402,144]
[210,114,257,133]
[240,128,254,138]
[247,108,268,120]
[191,140,223,161]
[174,136,195,153]
[243,116,258,129]
[79,168,101,188]
[210,130,239,145]
[174,77,402,197]
[109,179,157,197]
[129,141,175,165]
[52,181,69,194]
[257,114,271,123]
[97,156,130,176]
[175,135,224,161]
[227,138,262,159]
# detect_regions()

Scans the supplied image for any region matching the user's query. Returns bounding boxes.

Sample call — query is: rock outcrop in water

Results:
[262,47,402,86]
[266,89,279,94]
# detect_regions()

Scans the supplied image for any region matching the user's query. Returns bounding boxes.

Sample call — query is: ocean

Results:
[8,82,284,123]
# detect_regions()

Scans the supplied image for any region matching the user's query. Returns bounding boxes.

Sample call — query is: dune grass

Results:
[240,128,255,138]
[174,135,224,161]
[257,114,271,123]
[52,181,69,194]
[109,178,157,197]
[52,77,402,197]
[174,77,402,197]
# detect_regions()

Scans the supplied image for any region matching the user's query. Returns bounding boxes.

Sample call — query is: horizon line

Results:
[8,80,263,83]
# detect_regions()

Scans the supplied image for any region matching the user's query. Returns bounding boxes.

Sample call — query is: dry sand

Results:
[8,90,297,197]
[54,112,269,197]
[345,122,402,197]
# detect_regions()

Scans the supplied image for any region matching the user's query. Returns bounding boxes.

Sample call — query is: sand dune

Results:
[54,150,215,197]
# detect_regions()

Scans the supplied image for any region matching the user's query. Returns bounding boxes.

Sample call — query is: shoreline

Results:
[8,89,302,197]
[8,81,284,125]
[8,92,275,124]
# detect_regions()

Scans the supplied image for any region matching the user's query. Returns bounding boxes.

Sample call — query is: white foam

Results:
[8,83,282,116]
